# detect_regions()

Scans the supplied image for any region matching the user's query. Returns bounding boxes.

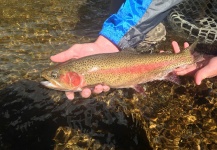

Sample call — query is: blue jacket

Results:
[99,0,184,49]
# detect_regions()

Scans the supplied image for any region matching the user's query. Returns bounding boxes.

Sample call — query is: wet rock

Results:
[0,80,151,150]
[137,77,217,149]
[0,77,217,150]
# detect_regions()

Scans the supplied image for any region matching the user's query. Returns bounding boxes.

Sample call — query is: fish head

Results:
[41,67,83,92]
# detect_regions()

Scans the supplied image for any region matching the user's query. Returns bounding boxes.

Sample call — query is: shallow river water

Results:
[0,0,217,150]
[0,0,109,89]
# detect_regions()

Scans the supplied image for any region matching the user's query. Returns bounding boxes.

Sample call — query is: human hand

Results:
[172,41,217,85]
[50,35,119,100]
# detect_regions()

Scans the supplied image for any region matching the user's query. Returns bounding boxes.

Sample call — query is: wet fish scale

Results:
[41,41,197,91]
[70,53,191,87]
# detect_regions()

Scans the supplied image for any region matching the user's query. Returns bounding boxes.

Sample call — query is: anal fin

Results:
[133,85,146,96]
[165,72,180,85]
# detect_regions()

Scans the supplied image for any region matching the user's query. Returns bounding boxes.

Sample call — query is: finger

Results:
[172,41,180,53]
[80,88,92,98]
[103,85,110,92]
[184,42,189,48]
[50,49,77,62]
[93,85,103,94]
[194,68,207,85]
[175,68,195,76]
[65,91,75,100]
[175,64,197,76]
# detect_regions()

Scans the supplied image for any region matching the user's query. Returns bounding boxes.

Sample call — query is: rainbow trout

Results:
[41,41,198,93]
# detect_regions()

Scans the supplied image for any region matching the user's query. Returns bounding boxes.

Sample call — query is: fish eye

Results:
[51,71,59,78]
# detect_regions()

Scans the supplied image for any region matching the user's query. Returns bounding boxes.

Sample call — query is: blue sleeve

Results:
[99,0,152,46]
[99,0,184,49]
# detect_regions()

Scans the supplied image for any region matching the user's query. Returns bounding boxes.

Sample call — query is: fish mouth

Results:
[40,81,71,91]
[40,72,70,91]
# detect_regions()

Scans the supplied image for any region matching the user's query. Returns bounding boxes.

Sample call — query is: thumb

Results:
[194,67,208,85]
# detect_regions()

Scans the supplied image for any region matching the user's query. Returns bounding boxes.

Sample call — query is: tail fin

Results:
[183,39,204,63]
[184,39,198,54]
[181,39,198,57]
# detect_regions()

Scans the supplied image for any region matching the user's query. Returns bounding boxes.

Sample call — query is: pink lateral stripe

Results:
[96,61,174,74]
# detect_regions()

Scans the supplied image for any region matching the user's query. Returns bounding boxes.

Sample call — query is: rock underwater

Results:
[0,80,151,150]
[0,77,217,150]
